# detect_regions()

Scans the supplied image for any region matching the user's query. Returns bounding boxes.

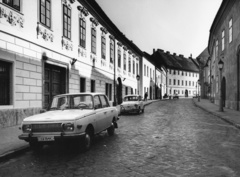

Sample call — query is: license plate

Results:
[37,136,54,141]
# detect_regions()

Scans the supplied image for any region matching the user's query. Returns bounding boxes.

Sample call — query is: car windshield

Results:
[124,96,139,102]
[50,95,93,110]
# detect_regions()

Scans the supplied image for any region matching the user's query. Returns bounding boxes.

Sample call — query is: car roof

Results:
[124,95,141,97]
[54,92,106,97]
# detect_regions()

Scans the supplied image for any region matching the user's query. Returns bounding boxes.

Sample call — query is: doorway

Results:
[44,63,66,109]
[221,77,226,107]
[116,77,122,104]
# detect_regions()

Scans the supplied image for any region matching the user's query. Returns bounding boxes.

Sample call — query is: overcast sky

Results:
[95,0,222,58]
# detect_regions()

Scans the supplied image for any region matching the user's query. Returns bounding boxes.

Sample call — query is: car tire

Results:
[142,106,145,113]
[83,128,93,151]
[29,141,43,151]
[107,122,115,136]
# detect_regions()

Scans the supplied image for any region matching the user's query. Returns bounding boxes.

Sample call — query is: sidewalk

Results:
[193,98,240,129]
[0,99,159,161]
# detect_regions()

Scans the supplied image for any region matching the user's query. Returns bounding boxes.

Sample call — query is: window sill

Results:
[0,105,14,109]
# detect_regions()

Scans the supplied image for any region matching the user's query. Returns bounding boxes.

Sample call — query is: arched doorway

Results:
[221,77,226,107]
[116,77,123,104]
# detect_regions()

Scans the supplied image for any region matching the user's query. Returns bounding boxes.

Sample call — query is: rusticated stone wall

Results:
[0,108,41,128]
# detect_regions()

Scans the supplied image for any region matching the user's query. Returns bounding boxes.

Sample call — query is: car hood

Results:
[121,101,139,106]
[23,109,95,122]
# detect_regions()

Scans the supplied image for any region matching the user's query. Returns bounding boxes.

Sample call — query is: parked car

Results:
[120,95,144,114]
[173,93,179,99]
[18,93,119,151]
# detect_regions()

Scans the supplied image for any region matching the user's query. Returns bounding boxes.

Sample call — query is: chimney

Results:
[173,53,176,56]
[179,54,184,58]
[153,48,155,53]
[157,49,164,52]
[166,51,170,55]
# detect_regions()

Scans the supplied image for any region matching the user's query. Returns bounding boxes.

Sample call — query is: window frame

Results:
[40,0,51,28]
[79,18,86,48]
[3,0,20,11]
[222,30,225,51]
[63,4,71,39]
[101,35,106,59]
[91,28,97,54]
[229,18,232,43]
[110,39,114,63]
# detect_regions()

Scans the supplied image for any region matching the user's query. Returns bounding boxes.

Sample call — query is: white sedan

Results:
[19,93,119,151]
[120,95,144,114]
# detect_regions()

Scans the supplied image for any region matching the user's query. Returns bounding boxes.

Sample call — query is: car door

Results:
[99,95,112,128]
[93,95,106,133]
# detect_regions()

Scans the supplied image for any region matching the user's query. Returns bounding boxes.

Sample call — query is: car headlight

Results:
[22,124,32,133]
[62,123,74,132]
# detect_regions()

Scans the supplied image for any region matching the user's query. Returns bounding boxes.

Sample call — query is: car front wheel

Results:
[107,122,115,136]
[83,128,93,151]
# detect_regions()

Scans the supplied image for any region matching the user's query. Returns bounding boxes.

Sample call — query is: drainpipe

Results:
[113,39,116,106]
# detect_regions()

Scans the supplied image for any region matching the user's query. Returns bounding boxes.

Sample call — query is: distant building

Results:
[152,49,199,98]
[208,0,240,111]
[197,47,210,99]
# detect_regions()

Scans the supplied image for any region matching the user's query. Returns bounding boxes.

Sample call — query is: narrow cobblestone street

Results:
[1,99,240,177]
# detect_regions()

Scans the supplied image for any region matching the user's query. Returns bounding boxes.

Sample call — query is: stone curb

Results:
[0,145,29,163]
[192,99,240,130]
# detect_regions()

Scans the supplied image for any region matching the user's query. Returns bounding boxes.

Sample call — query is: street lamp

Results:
[198,79,200,102]
[136,74,140,95]
[218,59,224,112]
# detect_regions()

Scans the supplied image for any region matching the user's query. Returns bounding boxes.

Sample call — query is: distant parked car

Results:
[120,95,144,114]
[19,93,119,151]
[173,93,179,99]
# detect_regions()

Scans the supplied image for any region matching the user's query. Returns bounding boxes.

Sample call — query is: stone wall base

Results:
[0,108,41,128]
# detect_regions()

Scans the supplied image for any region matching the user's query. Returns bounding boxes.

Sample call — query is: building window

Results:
[125,87,128,95]
[0,60,11,105]
[216,40,218,58]
[182,71,184,76]
[91,28,96,54]
[79,18,86,48]
[189,81,191,86]
[178,80,180,85]
[147,66,149,77]
[185,72,187,76]
[91,80,95,92]
[182,80,184,86]
[110,39,114,63]
[169,69,171,74]
[3,0,20,11]
[174,79,176,85]
[101,35,106,59]
[118,47,121,68]
[169,79,171,85]
[63,4,71,39]
[173,70,176,75]
[124,51,126,71]
[133,60,135,74]
[185,81,187,86]
[222,30,225,51]
[192,81,194,86]
[229,18,232,43]
[178,70,180,75]
[128,56,131,72]
[40,0,51,28]
[136,63,139,75]
[105,83,112,101]
[131,88,133,94]
[144,65,146,76]
[80,77,86,92]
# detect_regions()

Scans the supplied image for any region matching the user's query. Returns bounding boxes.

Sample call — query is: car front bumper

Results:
[18,132,86,142]
[120,106,139,114]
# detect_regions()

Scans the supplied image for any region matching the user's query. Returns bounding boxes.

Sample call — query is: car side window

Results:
[99,95,109,108]
[94,96,102,109]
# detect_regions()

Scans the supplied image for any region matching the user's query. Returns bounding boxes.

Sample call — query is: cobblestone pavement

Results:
[1,99,240,177]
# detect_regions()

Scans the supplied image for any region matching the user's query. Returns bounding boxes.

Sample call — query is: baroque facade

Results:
[207,0,240,111]
[0,0,143,127]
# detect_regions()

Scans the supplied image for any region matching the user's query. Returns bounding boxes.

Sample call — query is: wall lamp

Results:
[70,58,77,65]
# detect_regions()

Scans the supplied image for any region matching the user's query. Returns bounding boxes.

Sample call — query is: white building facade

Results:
[0,0,142,127]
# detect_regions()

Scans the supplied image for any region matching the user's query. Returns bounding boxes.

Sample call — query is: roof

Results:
[153,49,199,72]
[55,92,106,97]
